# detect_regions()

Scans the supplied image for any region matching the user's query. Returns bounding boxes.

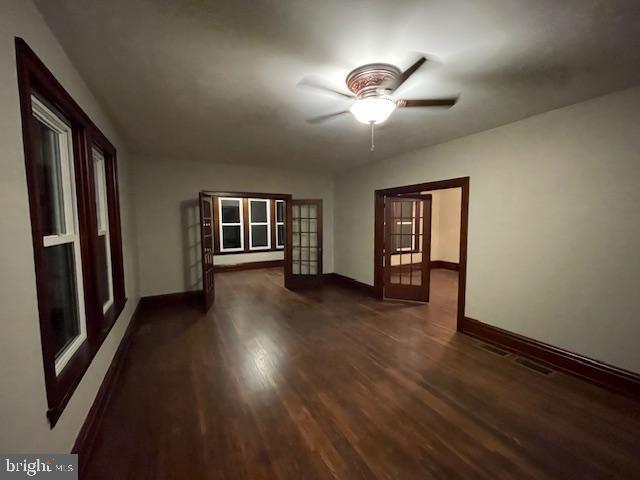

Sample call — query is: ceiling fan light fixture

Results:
[350,97,396,125]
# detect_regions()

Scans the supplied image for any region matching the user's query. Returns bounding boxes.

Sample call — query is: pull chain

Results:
[370,121,375,151]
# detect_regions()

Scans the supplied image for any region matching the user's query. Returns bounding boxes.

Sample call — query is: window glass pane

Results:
[399,223,412,235]
[251,225,268,247]
[277,224,285,246]
[222,225,241,249]
[250,201,268,223]
[93,148,113,310]
[97,235,110,307]
[276,201,284,222]
[44,243,80,358]
[32,117,66,236]
[221,199,240,223]
[400,235,412,249]
[93,149,107,232]
[400,201,412,218]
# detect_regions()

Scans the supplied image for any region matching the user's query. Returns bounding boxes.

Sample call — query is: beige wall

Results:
[0,0,140,452]
[425,188,462,263]
[334,86,640,373]
[132,155,334,296]
[214,250,283,266]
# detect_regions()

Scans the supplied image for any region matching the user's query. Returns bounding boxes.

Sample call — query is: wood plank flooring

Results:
[84,268,640,479]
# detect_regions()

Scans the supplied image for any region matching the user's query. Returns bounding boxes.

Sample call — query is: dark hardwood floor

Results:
[84,268,640,479]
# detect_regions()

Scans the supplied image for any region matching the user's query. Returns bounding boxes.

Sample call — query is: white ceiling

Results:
[35,0,640,172]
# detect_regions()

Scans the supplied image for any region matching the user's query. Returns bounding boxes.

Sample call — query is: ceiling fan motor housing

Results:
[346,63,401,98]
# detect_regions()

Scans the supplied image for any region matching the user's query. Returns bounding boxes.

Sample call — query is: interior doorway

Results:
[198,192,323,312]
[374,177,469,331]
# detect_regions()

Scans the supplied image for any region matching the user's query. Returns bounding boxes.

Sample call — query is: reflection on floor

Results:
[388,268,459,330]
[84,268,640,479]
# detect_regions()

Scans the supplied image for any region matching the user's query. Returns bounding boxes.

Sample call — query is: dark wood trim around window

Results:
[204,191,289,255]
[15,37,126,427]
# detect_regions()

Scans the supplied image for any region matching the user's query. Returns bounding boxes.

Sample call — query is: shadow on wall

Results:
[181,198,202,292]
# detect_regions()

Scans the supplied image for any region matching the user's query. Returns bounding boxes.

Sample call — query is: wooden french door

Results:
[285,199,323,289]
[384,195,432,302]
[199,192,215,312]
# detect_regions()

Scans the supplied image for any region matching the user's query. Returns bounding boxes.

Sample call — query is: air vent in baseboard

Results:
[474,341,510,357]
[513,357,554,376]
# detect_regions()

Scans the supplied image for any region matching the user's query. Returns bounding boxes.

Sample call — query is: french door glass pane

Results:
[250,201,268,223]
[251,225,268,247]
[44,243,80,358]
[32,117,66,236]
[221,199,240,223]
[401,201,412,217]
[97,235,110,306]
[222,225,241,249]
[399,223,412,235]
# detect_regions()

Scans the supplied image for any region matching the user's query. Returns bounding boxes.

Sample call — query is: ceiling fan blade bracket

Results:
[396,98,458,108]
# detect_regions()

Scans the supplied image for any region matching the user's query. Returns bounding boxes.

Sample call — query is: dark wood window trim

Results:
[15,37,126,427]
[203,191,289,256]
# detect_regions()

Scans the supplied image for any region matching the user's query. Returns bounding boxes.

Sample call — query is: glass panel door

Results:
[285,199,323,288]
[384,195,431,302]
[199,193,215,312]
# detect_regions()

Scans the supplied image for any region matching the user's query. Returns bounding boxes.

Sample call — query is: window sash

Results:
[275,200,285,249]
[32,95,87,376]
[248,199,271,250]
[93,147,114,313]
[218,197,244,252]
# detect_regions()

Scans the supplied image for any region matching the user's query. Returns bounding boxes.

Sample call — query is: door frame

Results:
[374,177,470,331]
[198,190,292,311]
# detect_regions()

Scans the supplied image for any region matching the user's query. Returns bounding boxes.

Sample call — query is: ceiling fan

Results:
[298,56,459,150]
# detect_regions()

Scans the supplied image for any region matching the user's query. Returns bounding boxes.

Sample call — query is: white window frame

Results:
[32,95,87,376]
[275,199,285,249]
[218,197,244,252]
[92,147,114,313]
[248,198,271,251]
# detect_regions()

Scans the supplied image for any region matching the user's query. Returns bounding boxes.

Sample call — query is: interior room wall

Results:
[424,188,461,263]
[214,250,283,267]
[0,0,140,452]
[334,85,640,374]
[131,155,334,296]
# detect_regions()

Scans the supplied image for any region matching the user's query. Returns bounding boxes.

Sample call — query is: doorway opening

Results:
[374,177,469,331]
[198,191,324,312]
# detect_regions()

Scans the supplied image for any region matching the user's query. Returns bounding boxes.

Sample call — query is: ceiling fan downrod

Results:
[370,121,375,151]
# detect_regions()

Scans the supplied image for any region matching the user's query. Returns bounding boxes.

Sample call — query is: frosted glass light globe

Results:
[350,97,396,124]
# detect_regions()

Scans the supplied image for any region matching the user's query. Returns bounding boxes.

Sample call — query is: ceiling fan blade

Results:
[396,97,458,108]
[393,56,427,92]
[306,110,350,124]
[297,76,355,100]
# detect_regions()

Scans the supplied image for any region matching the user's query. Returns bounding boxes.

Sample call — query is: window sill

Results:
[46,296,127,427]
[214,247,284,256]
